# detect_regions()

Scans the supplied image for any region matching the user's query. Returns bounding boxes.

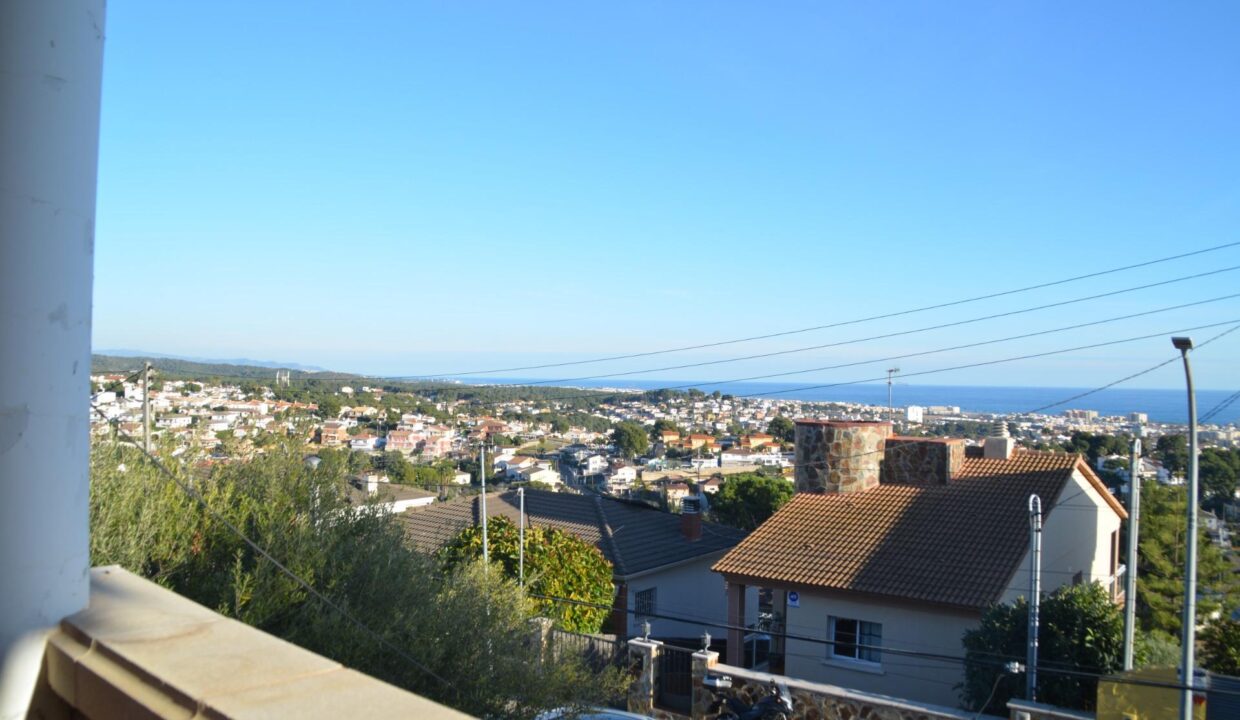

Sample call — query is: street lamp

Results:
[1172,336,1199,720]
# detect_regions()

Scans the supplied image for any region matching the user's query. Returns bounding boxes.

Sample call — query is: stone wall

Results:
[794,420,892,494]
[883,438,965,486]
[692,659,998,720]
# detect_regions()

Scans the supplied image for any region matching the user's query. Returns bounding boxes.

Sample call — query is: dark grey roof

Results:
[399,490,748,578]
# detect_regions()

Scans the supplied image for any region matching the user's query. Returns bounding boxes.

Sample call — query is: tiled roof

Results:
[400,490,748,578]
[712,452,1119,609]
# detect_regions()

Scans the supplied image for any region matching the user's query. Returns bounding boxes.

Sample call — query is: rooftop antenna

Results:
[886,367,900,422]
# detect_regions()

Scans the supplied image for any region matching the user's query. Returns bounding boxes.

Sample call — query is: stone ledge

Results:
[42,566,472,719]
[1006,699,1094,720]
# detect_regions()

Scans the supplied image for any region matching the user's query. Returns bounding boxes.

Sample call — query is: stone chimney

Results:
[681,496,703,542]
[882,437,965,485]
[794,420,892,494]
[983,420,1016,460]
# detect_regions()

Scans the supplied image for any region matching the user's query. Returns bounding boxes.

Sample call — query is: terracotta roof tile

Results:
[712,451,1116,609]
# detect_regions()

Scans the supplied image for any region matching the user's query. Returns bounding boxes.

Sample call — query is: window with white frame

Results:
[828,616,882,664]
[635,588,656,617]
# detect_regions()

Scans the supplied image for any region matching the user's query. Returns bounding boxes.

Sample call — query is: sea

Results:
[477,378,1239,427]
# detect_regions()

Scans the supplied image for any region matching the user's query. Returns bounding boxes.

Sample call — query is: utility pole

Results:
[886,367,900,422]
[1027,494,1042,702]
[1123,434,1142,671]
[518,487,525,587]
[142,361,152,453]
[480,442,489,566]
[1172,336,1199,720]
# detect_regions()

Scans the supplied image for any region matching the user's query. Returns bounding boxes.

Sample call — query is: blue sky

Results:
[93,2,1240,390]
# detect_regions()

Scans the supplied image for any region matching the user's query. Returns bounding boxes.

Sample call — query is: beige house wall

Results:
[782,589,979,709]
[999,468,1124,606]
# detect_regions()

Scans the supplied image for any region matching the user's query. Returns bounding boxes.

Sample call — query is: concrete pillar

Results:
[0,2,105,718]
[626,638,661,716]
[528,617,554,668]
[725,582,746,666]
[690,648,719,720]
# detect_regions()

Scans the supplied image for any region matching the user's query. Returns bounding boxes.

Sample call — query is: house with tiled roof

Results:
[319,421,349,446]
[401,490,757,641]
[712,420,1126,708]
[739,432,776,449]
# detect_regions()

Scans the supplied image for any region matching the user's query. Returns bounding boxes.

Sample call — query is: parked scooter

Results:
[712,680,793,720]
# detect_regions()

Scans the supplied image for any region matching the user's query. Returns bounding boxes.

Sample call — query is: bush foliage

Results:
[961,583,1125,713]
[442,515,615,634]
[89,440,624,718]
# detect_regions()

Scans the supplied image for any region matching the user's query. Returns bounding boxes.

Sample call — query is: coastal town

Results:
[88,364,1239,499]
[10,3,1240,718]
[79,359,1240,717]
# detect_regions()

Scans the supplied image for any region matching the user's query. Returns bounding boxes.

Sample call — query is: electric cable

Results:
[513,272,1240,387]
[741,320,1240,400]
[528,593,1230,696]
[447,318,1240,411]
[1201,389,1240,424]
[597,293,1239,391]
[419,241,1240,378]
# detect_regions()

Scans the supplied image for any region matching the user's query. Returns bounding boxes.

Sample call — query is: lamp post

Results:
[1172,336,1199,720]
[1122,433,1142,671]
[1027,494,1043,702]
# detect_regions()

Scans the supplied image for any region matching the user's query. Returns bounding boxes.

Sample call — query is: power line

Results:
[1201,389,1240,424]
[741,319,1240,400]
[88,403,458,693]
[419,241,1240,378]
[512,269,1240,387]
[454,318,1239,410]
[435,324,1237,495]
[630,294,1240,391]
[528,592,1229,697]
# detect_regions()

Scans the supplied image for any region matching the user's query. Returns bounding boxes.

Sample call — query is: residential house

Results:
[658,429,681,446]
[501,455,538,480]
[580,454,608,476]
[476,418,509,438]
[155,415,192,430]
[385,428,421,453]
[349,434,379,452]
[739,433,776,449]
[685,434,715,450]
[712,419,1126,708]
[719,447,780,467]
[420,430,455,459]
[319,421,350,446]
[664,482,692,508]
[607,463,639,491]
[451,470,472,486]
[348,474,437,513]
[521,465,562,488]
[401,490,757,642]
[491,447,517,468]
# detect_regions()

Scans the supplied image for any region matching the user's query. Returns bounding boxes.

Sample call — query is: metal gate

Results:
[655,644,695,714]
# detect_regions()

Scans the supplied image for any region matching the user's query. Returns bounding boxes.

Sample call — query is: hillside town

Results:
[79,364,1240,718]
[88,369,1239,501]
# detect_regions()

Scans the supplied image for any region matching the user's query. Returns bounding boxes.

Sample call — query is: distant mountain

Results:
[95,349,328,373]
[91,353,364,382]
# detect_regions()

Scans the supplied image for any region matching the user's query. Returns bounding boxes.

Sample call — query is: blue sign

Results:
[787,591,800,608]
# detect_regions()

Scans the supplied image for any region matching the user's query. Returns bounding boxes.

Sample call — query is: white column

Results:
[0,2,106,718]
